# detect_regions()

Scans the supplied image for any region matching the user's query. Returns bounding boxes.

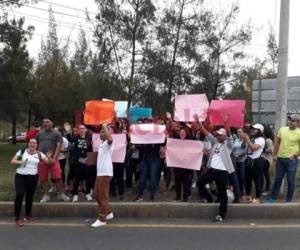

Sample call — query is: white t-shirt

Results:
[97,140,114,176]
[248,137,265,159]
[59,137,69,160]
[15,150,46,175]
[211,143,227,171]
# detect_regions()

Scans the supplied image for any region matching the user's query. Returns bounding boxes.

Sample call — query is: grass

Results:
[1,143,300,202]
[0,143,22,201]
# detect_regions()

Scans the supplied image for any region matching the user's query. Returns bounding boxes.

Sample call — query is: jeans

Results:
[15,174,38,220]
[198,168,229,219]
[262,159,271,191]
[126,158,140,188]
[245,157,265,198]
[174,168,192,200]
[235,161,245,194]
[229,172,241,201]
[271,158,298,202]
[110,163,125,196]
[138,159,161,198]
[94,176,112,222]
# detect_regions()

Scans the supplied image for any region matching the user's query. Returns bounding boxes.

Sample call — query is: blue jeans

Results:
[271,158,298,202]
[236,162,245,194]
[138,159,161,198]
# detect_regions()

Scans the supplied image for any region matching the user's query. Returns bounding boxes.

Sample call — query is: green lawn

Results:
[1,143,300,202]
[0,143,22,200]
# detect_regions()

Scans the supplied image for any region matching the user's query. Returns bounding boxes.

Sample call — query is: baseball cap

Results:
[288,114,300,122]
[251,123,264,133]
[216,128,226,136]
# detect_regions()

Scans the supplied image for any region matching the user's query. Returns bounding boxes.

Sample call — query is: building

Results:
[252,76,300,125]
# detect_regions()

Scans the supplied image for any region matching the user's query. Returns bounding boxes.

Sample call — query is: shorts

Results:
[38,160,62,182]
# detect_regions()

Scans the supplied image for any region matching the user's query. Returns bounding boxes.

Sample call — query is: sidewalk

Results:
[1,201,300,219]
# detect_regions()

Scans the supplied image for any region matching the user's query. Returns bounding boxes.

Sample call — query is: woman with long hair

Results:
[11,138,52,226]
[242,124,266,203]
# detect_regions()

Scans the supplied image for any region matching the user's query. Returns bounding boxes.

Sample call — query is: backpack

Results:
[18,148,42,161]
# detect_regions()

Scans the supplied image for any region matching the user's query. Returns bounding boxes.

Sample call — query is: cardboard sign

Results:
[130,124,166,144]
[166,138,204,170]
[174,94,209,122]
[111,134,127,163]
[128,107,152,124]
[209,100,246,128]
[84,100,115,125]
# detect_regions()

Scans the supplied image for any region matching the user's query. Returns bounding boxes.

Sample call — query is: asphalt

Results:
[0,218,300,250]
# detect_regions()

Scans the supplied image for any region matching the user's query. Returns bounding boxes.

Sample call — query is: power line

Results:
[5,11,94,34]
[23,5,89,20]
[39,0,98,16]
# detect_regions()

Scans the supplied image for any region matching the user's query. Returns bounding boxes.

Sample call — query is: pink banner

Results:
[209,100,246,128]
[166,138,204,170]
[112,134,127,163]
[92,133,102,152]
[174,94,209,122]
[130,124,166,144]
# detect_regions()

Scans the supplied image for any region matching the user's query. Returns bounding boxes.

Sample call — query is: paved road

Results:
[0,218,300,250]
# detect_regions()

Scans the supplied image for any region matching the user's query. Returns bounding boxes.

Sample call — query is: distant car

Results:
[7,132,26,143]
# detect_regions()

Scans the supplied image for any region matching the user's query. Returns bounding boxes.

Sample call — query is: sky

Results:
[2,0,300,76]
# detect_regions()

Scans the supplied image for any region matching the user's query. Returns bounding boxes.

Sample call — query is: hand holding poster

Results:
[209,100,246,128]
[174,94,209,122]
[130,124,166,144]
[166,138,204,170]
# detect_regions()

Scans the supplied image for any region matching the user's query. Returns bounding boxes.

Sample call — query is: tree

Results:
[94,0,156,108]
[0,17,34,143]
[266,25,278,76]
[141,0,200,112]
[192,4,252,100]
[32,7,83,123]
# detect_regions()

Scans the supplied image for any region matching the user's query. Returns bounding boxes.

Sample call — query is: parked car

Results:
[7,132,26,143]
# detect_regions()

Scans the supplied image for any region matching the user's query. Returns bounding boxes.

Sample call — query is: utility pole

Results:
[275,0,290,132]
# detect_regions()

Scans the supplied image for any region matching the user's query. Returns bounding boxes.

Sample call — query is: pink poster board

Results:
[166,138,204,170]
[209,100,246,128]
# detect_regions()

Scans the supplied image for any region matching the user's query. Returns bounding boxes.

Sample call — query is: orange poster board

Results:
[83,100,116,125]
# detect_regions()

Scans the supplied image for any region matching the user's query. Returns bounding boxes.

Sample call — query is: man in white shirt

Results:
[91,124,114,228]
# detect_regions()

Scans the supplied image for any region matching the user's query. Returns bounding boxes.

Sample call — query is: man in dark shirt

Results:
[37,118,70,203]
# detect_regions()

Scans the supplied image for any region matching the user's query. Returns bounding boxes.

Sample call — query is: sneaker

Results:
[48,186,56,193]
[119,195,124,201]
[40,194,50,203]
[72,195,79,202]
[24,216,36,223]
[133,196,143,202]
[106,212,114,221]
[58,193,71,202]
[213,215,224,223]
[15,219,24,227]
[85,194,93,202]
[264,197,276,203]
[90,219,106,228]
[173,197,181,201]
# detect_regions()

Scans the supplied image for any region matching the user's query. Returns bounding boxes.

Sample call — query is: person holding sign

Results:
[91,124,114,228]
[173,128,194,202]
[195,114,235,222]
[11,138,53,226]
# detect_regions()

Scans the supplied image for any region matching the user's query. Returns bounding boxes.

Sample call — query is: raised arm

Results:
[102,123,113,145]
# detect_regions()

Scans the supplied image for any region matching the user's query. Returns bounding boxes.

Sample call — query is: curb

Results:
[1,202,300,219]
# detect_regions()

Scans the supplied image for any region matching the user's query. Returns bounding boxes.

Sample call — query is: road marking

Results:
[1,221,300,229]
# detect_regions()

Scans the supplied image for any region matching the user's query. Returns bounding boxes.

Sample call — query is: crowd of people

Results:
[10,113,300,226]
